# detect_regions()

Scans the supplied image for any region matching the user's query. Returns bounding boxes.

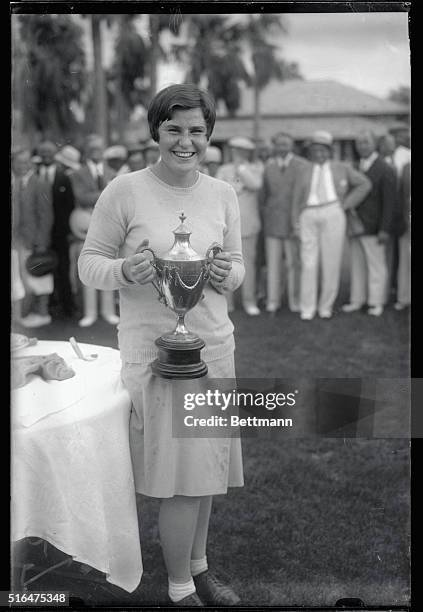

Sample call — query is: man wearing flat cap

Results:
[292,130,371,320]
[37,140,77,319]
[216,137,263,315]
[70,135,119,327]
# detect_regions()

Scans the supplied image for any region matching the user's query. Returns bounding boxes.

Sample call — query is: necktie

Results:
[40,165,48,182]
[40,165,54,185]
[96,166,104,191]
[316,165,328,203]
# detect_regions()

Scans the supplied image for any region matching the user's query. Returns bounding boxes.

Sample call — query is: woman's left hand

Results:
[209,251,232,286]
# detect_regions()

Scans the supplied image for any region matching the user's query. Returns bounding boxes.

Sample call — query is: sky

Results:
[158,11,410,99]
[280,12,410,98]
[75,11,410,100]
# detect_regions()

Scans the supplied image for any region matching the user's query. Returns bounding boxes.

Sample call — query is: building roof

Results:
[219,79,409,118]
[212,115,399,142]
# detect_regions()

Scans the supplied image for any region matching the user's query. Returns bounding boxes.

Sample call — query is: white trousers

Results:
[265,236,300,310]
[348,236,387,307]
[82,286,117,319]
[397,230,411,305]
[299,203,346,316]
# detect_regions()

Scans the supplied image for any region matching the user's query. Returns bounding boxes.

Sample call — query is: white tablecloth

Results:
[11,341,143,593]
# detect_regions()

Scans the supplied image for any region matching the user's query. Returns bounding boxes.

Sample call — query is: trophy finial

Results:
[179,211,187,224]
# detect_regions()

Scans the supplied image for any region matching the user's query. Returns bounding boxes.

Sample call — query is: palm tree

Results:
[90,15,108,142]
[176,14,301,137]
[226,14,302,140]
[17,14,86,143]
[174,15,251,115]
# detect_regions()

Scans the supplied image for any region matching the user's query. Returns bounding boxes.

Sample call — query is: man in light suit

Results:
[260,132,308,314]
[70,135,118,327]
[292,131,371,320]
[342,131,397,316]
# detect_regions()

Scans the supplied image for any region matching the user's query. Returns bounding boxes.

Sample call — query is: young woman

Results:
[78,84,245,606]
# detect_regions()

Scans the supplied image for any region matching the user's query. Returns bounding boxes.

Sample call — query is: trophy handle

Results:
[205,242,223,262]
[204,242,223,281]
[139,247,166,303]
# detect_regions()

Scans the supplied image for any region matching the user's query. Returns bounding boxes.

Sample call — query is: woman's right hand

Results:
[122,239,156,285]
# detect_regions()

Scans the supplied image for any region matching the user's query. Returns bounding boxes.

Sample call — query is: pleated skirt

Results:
[121,353,244,498]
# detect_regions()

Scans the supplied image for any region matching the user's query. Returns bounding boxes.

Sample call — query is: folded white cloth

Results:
[11,342,124,428]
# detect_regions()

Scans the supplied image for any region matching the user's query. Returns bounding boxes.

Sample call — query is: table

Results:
[11,341,143,593]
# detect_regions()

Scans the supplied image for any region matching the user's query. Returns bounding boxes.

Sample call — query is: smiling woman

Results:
[78,83,246,606]
[147,85,215,187]
[154,108,209,184]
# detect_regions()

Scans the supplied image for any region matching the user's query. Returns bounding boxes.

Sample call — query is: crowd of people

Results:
[11,124,410,328]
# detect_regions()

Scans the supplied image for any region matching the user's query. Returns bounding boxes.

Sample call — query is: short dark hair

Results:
[147,84,216,142]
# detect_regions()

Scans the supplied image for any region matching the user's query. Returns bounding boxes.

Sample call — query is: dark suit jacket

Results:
[50,167,75,243]
[70,163,116,210]
[260,155,309,238]
[291,161,372,228]
[355,156,397,235]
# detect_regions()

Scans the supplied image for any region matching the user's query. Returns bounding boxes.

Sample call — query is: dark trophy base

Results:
[152,335,208,379]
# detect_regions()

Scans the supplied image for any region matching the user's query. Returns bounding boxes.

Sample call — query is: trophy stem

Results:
[174,314,189,336]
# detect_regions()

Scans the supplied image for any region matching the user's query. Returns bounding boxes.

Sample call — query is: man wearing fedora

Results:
[260,131,308,314]
[292,130,371,320]
[70,135,119,327]
[200,145,222,177]
[37,141,79,319]
[126,143,146,173]
[103,145,129,176]
[216,137,263,315]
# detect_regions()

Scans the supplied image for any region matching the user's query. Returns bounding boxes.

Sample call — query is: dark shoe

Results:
[167,592,204,606]
[193,571,241,606]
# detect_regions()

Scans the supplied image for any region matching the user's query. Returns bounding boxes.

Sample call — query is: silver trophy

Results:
[141,212,222,379]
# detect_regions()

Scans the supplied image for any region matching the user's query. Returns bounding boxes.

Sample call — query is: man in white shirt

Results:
[291,131,371,320]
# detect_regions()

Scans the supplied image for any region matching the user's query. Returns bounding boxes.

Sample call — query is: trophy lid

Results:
[163,211,204,261]
[173,211,191,237]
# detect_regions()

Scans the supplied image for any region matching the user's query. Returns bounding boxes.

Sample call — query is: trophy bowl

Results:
[141,212,222,379]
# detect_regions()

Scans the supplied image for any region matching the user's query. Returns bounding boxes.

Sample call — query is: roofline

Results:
[216,111,410,120]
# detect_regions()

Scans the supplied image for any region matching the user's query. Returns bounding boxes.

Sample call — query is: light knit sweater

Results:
[78,168,245,364]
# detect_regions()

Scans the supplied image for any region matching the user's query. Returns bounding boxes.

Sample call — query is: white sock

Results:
[190,555,208,577]
[168,578,196,602]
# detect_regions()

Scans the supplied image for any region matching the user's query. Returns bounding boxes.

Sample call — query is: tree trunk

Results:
[91,16,108,143]
[115,16,129,142]
[253,74,261,142]
[149,14,160,99]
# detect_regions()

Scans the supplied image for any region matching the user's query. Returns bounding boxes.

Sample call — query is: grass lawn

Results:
[12,284,410,607]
